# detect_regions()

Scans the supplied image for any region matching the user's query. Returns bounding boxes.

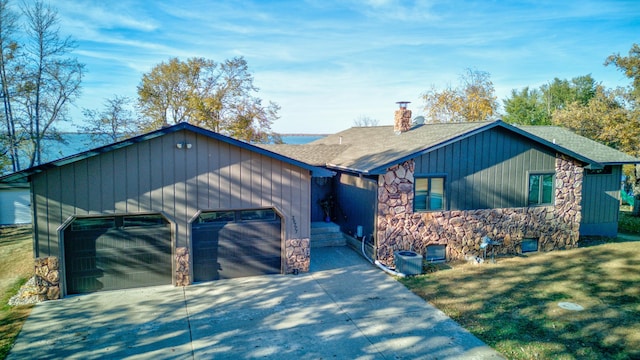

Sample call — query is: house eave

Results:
[325,163,373,175]
[0,122,335,182]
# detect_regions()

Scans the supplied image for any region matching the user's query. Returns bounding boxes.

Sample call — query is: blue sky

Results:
[52,0,640,134]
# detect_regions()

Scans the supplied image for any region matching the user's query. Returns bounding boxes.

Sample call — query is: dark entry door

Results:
[192,208,281,282]
[64,214,172,294]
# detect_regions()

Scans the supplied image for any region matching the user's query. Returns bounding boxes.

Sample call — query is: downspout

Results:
[361,235,406,278]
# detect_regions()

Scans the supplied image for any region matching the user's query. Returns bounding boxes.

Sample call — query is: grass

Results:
[0,227,34,360]
[400,237,640,360]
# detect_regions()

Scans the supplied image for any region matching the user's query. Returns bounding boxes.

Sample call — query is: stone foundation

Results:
[376,156,583,267]
[175,247,190,286]
[34,257,60,301]
[285,238,310,274]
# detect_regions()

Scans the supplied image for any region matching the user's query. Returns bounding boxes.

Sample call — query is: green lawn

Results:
[0,227,34,360]
[400,233,640,360]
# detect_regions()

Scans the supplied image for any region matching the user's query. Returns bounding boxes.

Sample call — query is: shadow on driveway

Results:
[8,246,503,359]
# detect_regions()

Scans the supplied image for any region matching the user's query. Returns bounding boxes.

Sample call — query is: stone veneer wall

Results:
[285,238,310,274]
[175,247,190,286]
[34,257,60,300]
[376,156,583,266]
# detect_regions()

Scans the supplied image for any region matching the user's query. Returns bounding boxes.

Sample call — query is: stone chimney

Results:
[394,101,412,133]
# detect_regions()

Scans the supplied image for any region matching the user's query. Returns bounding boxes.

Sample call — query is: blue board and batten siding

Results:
[413,127,556,211]
[31,129,311,257]
[334,173,377,238]
[581,167,622,237]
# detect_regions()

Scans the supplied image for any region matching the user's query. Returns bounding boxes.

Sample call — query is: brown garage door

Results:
[63,214,172,294]
[192,208,281,282]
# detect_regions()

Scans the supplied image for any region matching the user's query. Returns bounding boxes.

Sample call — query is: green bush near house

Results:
[618,206,640,234]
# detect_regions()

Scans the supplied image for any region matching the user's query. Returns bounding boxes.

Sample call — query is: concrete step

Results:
[310,222,346,248]
[311,236,346,248]
[311,232,345,240]
[310,222,341,235]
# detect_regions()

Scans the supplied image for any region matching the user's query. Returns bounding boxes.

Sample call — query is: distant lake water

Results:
[281,135,325,144]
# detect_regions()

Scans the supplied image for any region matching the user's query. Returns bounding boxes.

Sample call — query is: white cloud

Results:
[56,0,158,34]
[40,0,640,134]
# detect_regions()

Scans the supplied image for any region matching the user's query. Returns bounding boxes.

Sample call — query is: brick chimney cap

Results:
[395,101,411,109]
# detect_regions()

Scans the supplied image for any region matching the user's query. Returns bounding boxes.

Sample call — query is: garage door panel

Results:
[218,237,281,258]
[192,228,220,281]
[64,215,171,294]
[219,255,281,278]
[193,209,282,282]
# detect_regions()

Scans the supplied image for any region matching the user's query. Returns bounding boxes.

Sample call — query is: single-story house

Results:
[0,122,333,299]
[3,104,638,299]
[263,104,640,267]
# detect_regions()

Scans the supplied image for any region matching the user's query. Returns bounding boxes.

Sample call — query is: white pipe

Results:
[361,235,373,263]
[361,235,406,278]
[375,260,406,278]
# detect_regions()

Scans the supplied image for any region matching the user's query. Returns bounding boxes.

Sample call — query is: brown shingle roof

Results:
[517,125,640,165]
[257,144,350,166]
[264,121,640,174]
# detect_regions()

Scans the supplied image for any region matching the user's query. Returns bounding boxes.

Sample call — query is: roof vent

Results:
[394,101,412,133]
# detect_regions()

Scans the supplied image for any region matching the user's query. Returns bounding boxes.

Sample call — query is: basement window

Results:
[522,238,538,253]
[426,245,446,262]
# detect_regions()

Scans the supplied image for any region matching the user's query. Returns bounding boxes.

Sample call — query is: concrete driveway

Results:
[8,246,503,359]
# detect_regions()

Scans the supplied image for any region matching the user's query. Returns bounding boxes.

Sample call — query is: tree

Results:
[502,87,549,125]
[503,75,598,126]
[606,43,640,101]
[0,0,20,172]
[422,68,497,123]
[81,95,138,145]
[20,1,83,167]
[458,69,498,122]
[137,56,279,143]
[0,132,10,170]
[352,115,379,127]
[604,43,640,209]
[553,86,637,150]
[540,75,597,117]
[225,97,281,143]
